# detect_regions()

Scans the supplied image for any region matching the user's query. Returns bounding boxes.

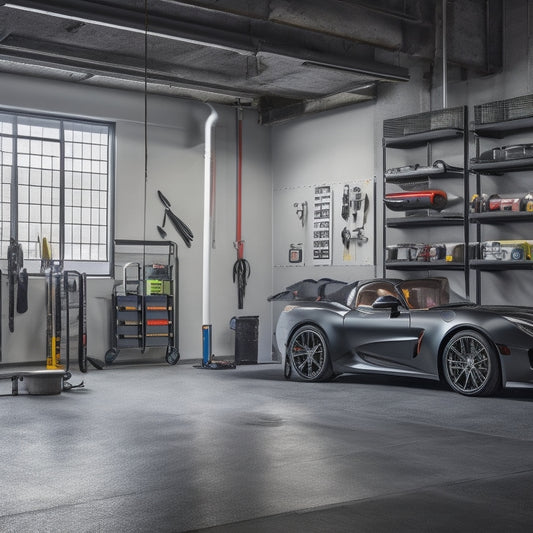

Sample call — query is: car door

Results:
[342,281,421,371]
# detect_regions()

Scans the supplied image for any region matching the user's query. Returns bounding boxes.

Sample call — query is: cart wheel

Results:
[63,371,72,381]
[79,353,88,374]
[166,347,180,365]
[105,349,118,365]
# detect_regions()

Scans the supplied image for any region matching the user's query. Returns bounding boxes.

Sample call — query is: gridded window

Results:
[0,112,113,275]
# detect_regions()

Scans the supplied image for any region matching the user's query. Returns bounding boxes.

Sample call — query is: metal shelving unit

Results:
[470,95,533,302]
[382,106,470,297]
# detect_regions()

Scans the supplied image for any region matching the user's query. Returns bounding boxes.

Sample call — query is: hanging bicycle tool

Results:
[341,185,369,261]
[63,271,96,373]
[46,267,64,370]
[7,238,27,332]
[232,106,251,310]
[157,190,194,248]
[294,201,308,227]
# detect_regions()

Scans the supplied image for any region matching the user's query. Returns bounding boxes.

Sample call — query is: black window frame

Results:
[0,108,115,276]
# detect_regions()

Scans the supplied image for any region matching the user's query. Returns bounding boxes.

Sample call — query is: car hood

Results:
[480,305,533,321]
[436,303,533,321]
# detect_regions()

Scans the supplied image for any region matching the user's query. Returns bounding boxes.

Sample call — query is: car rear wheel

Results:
[287,325,333,382]
[442,330,501,396]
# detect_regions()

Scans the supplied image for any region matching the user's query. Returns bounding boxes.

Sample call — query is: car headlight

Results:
[504,316,533,337]
[283,305,297,313]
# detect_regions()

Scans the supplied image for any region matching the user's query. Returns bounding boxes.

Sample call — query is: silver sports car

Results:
[270,277,533,396]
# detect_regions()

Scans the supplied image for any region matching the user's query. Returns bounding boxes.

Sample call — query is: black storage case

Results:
[234,316,258,365]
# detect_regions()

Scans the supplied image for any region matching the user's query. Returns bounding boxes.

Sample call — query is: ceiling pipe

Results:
[336,0,423,23]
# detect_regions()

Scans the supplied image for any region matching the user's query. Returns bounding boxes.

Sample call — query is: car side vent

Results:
[528,349,533,370]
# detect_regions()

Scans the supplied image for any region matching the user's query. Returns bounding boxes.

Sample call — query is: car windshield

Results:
[398,278,471,309]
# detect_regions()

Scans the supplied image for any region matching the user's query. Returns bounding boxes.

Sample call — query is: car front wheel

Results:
[442,330,501,396]
[287,325,333,382]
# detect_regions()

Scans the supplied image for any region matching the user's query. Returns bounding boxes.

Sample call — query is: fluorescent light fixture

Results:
[3,2,249,54]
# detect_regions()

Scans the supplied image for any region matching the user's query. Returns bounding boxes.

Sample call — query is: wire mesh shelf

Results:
[474,94,533,125]
[383,106,465,139]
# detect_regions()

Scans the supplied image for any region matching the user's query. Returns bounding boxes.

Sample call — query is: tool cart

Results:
[105,239,180,365]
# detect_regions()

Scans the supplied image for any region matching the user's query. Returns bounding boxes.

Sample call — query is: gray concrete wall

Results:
[270,0,533,312]
[2,0,532,366]
[0,74,273,364]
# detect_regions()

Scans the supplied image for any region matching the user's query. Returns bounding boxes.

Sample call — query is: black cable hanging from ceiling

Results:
[142,0,149,271]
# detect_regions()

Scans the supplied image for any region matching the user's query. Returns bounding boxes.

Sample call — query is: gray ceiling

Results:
[0,0,502,124]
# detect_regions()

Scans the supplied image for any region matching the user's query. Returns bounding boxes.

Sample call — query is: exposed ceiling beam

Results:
[1,0,254,53]
[0,37,257,100]
[260,83,377,125]
[0,0,410,82]
[335,0,424,23]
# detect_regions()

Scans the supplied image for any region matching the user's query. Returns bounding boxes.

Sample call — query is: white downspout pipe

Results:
[442,0,447,108]
[202,104,218,365]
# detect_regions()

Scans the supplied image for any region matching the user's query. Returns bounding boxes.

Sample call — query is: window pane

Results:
[0,113,13,135]
[0,113,111,273]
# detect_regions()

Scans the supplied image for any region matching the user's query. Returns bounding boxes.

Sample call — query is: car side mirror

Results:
[372,295,401,317]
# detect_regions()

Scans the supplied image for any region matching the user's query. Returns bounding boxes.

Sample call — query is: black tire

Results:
[105,349,118,365]
[166,347,180,365]
[442,330,501,397]
[286,325,333,382]
[79,352,88,373]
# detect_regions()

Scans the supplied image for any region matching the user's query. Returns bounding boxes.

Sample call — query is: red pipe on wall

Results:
[236,107,243,260]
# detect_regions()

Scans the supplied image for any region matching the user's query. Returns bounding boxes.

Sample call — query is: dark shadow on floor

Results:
[224,364,533,400]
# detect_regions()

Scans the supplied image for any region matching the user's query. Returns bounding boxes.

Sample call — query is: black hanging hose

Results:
[232,258,251,310]
[232,107,251,310]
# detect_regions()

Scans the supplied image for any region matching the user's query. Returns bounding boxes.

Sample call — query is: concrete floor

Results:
[1,362,533,532]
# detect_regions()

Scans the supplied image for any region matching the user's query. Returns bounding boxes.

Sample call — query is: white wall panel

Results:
[0,74,272,364]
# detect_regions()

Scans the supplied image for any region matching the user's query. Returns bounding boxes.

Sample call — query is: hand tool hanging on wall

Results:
[7,238,26,332]
[157,190,194,247]
[39,236,52,273]
[53,269,63,369]
[232,106,251,310]
[78,272,88,372]
[341,185,369,261]
[294,201,307,227]
[17,268,28,314]
[7,148,28,332]
[45,267,64,370]
[45,269,53,368]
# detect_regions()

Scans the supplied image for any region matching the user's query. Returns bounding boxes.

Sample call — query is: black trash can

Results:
[231,315,259,365]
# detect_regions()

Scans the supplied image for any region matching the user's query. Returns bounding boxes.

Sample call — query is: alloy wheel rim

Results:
[290,329,326,379]
[446,335,490,393]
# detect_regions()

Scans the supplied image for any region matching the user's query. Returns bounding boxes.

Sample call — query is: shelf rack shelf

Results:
[470,93,533,302]
[385,168,463,184]
[470,211,533,224]
[386,214,464,228]
[470,260,533,271]
[385,261,465,271]
[382,106,470,297]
